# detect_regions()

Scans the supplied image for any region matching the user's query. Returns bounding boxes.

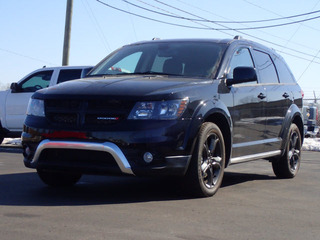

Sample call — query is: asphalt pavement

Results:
[0,149,319,240]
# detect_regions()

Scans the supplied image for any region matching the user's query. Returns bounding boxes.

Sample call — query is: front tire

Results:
[186,122,225,197]
[37,169,82,187]
[272,123,301,178]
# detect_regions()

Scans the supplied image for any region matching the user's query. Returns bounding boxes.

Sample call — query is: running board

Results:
[230,150,281,165]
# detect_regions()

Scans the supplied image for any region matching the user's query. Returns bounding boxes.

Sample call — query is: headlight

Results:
[26,99,45,117]
[128,98,188,120]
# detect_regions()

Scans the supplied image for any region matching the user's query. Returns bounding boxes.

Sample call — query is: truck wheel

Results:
[37,169,82,187]
[272,123,301,178]
[186,122,225,197]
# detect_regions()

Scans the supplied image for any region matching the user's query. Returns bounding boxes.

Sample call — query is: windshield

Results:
[89,41,226,78]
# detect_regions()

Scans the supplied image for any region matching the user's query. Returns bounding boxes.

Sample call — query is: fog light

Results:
[23,145,31,159]
[143,152,153,163]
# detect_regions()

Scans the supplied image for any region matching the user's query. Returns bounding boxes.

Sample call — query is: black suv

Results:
[22,37,304,197]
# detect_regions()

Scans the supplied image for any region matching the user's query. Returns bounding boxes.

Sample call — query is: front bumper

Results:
[22,115,194,176]
[22,129,191,176]
[23,139,191,176]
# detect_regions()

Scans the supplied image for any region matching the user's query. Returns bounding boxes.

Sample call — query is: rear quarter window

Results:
[252,50,279,84]
[273,56,296,83]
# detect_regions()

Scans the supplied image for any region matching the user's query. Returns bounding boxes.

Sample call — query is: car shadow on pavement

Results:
[0,170,276,206]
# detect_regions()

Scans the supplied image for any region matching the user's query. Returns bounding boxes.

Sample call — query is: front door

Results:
[226,47,267,158]
[5,70,53,130]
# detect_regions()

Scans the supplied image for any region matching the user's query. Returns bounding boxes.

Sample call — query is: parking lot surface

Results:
[0,149,319,240]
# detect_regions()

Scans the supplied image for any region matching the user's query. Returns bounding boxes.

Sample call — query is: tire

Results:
[37,169,82,187]
[272,123,301,178]
[0,129,4,145]
[186,122,225,197]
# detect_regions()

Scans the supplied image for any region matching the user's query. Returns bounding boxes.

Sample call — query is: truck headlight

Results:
[128,98,188,120]
[26,99,45,117]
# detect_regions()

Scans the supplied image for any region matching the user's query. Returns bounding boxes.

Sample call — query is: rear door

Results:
[56,69,83,84]
[252,50,288,152]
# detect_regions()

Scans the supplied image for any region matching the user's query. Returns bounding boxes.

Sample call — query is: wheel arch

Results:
[185,99,233,168]
[204,112,232,167]
[279,104,304,153]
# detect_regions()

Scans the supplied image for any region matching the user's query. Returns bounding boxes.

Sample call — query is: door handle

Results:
[282,92,290,98]
[258,93,266,99]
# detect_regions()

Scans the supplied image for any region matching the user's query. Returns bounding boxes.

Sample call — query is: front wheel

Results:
[37,169,82,187]
[186,122,225,197]
[0,130,4,145]
[272,123,301,178]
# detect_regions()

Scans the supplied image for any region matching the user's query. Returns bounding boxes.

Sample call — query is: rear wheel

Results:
[186,122,225,197]
[37,169,82,187]
[272,123,301,178]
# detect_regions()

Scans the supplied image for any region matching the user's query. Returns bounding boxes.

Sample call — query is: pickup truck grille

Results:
[45,99,133,127]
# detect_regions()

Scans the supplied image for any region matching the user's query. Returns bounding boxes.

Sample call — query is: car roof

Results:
[124,37,277,55]
[37,66,93,71]
[127,38,233,46]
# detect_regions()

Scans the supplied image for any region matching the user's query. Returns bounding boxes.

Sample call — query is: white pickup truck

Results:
[0,66,93,144]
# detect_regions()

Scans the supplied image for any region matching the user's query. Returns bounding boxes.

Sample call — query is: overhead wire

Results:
[82,0,111,51]
[240,0,320,79]
[122,0,320,30]
[151,0,320,61]
[0,48,58,66]
[173,0,319,52]
[95,0,234,35]
[125,2,139,41]
[242,0,320,32]
[298,48,320,81]
[96,0,320,64]
[288,0,320,80]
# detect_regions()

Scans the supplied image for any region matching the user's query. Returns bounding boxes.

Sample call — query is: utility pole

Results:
[62,0,73,66]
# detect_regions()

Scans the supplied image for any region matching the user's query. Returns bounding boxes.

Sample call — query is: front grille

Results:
[38,148,122,175]
[47,113,77,125]
[45,98,133,128]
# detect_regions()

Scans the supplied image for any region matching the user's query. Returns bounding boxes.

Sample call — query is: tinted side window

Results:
[20,70,53,92]
[228,48,254,79]
[253,50,278,84]
[273,56,296,83]
[57,69,82,84]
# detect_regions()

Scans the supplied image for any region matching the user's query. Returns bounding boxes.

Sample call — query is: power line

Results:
[133,0,320,24]
[173,0,320,52]
[275,49,320,64]
[95,0,233,33]
[96,0,320,64]
[125,2,139,41]
[121,0,320,31]
[298,48,320,81]
[81,0,111,51]
[151,0,320,61]
[280,0,320,56]
[242,0,320,33]
[0,48,58,66]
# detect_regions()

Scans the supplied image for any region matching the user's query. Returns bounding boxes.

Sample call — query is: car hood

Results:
[34,75,212,100]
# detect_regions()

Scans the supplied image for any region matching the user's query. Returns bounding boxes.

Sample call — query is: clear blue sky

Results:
[1,0,320,99]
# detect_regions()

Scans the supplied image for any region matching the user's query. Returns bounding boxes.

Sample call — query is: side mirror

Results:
[10,82,20,93]
[226,67,257,87]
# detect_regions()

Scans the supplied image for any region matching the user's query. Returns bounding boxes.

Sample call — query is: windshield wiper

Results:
[87,71,184,77]
[134,71,183,76]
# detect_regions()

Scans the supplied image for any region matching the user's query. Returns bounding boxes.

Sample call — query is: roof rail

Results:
[233,35,243,40]
[152,37,160,40]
